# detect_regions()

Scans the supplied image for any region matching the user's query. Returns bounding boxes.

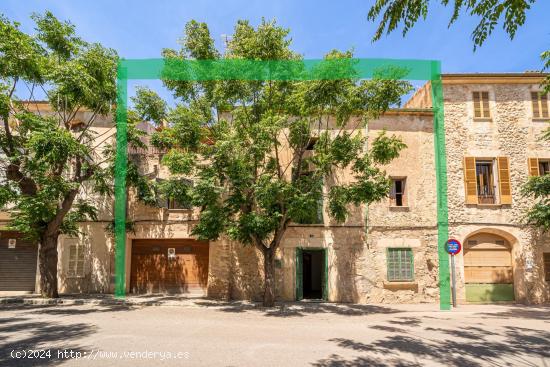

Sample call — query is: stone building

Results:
[1,72,549,305]
[406,72,550,304]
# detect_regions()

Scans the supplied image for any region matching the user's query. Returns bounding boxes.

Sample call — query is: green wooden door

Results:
[465,284,514,302]
[295,247,303,301]
[322,248,328,301]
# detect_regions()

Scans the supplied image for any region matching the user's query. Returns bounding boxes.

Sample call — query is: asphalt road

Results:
[1,301,549,366]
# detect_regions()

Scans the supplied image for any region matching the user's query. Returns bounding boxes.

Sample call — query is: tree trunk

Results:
[263,247,276,307]
[39,234,59,298]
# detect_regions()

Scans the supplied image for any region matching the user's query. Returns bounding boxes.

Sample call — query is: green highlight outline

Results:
[114,58,451,310]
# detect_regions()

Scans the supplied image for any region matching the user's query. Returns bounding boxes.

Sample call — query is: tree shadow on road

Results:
[1,303,136,316]
[313,321,550,367]
[0,315,96,367]
[193,300,402,317]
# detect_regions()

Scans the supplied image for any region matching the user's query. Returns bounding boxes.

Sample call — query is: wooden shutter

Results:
[473,92,482,118]
[463,157,478,204]
[532,92,549,119]
[532,92,541,118]
[497,157,512,204]
[481,92,490,118]
[528,158,540,176]
[542,94,549,118]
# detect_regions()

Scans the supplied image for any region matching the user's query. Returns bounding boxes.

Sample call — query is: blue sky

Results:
[2,0,549,103]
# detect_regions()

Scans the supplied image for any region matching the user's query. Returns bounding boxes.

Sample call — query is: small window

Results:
[67,240,85,277]
[544,253,550,282]
[156,178,193,210]
[306,137,318,151]
[387,248,414,282]
[473,91,490,119]
[539,160,550,175]
[531,92,549,119]
[167,198,192,210]
[390,178,407,207]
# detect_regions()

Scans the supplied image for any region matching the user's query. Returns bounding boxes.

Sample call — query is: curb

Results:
[0,296,263,309]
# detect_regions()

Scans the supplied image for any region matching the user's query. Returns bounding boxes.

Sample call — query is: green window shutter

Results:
[316,195,324,224]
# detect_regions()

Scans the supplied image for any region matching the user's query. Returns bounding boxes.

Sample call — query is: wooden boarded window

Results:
[544,253,550,281]
[390,178,406,206]
[473,91,491,119]
[387,248,414,282]
[67,239,85,277]
[497,157,512,204]
[531,92,549,119]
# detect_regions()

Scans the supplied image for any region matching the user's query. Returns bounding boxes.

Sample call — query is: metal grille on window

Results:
[387,248,413,281]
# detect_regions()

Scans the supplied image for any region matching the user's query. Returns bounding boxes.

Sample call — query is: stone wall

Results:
[54,110,441,305]
[441,80,550,304]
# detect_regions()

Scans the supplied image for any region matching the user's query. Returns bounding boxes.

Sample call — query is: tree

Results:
[133,19,412,306]
[368,0,537,49]
[367,0,549,89]
[0,12,145,297]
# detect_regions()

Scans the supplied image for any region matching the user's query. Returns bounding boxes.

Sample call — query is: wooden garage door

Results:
[464,236,514,302]
[0,232,37,291]
[130,239,209,294]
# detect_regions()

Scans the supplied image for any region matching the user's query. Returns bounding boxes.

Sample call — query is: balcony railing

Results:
[477,185,496,204]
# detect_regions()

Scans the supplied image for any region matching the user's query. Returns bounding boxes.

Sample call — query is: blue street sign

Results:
[445,239,462,255]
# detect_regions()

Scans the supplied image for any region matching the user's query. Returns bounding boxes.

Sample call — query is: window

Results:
[463,157,512,205]
[306,137,318,151]
[531,92,549,119]
[390,178,407,207]
[529,158,550,176]
[156,178,193,210]
[476,160,496,204]
[167,197,192,210]
[294,172,324,225]
[67,240,85,277]
[387,248,414,282]
[473,91,491,119]
[544,253,550,282]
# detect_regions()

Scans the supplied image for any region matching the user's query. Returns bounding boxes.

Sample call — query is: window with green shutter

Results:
[387,248,414,281]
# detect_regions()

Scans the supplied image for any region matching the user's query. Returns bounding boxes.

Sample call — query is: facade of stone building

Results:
[1,73,550,305]
[406,73,550,304]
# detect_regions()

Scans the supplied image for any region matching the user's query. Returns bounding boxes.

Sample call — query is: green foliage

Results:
[140,19,410,251]
[522,174,550,231]
[157,178,193,208]
[0,11,118,242]
[542,50,550,95]
[131,86,167,126]
[368,0,537,49]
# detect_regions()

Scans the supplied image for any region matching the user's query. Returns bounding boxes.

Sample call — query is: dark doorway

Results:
[302,250,324,299]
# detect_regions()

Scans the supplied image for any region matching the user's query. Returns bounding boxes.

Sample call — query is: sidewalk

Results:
[1,292,547,315]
